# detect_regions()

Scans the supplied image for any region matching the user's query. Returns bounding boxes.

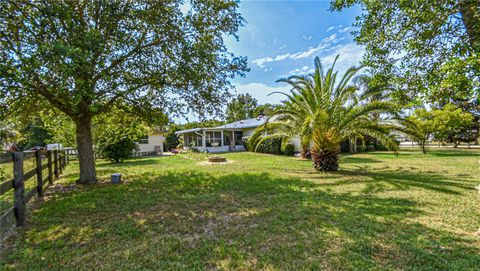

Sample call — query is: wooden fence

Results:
[131,151,159,157]
[0,149,67,233]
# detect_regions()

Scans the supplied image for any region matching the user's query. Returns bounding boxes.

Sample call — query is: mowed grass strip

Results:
[1,149,479,270]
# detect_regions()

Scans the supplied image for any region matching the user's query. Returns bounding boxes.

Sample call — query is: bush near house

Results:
[245,137,295,156]
[254,137,283,154]
[164,132,180,151]
[282,143,295,156]
[100,138,138,163]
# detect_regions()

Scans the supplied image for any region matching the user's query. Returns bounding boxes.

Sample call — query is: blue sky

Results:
[225,0,364,105]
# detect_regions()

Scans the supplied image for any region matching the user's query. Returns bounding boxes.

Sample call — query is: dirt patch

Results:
[197,160,235,166]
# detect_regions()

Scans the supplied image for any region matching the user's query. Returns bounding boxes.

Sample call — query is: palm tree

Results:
[254,56,400,171]
[350,74,393,152]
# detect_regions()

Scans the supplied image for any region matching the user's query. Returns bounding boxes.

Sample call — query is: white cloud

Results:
[302,35,312,40]
[286,43,365,77]
[251,34,342,67]
[326,26,335,32]
[274,53,291,61]
[287,65,312,75]
[234,82,291,104]
[339,26,354,33]
[320,43,365,73]
[251,56,274,68]
[279,45,287,50]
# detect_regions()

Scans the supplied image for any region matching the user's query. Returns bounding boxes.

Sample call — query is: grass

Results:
[0,157,45,217]
[1,149,479,270]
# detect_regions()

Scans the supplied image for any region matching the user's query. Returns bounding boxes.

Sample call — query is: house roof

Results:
[175,116,267,135]
[174,128,202,135]
[215,116,267,130]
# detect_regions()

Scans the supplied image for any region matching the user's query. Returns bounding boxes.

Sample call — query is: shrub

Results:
[282,143,295,156]
[100,138,138,163]
[164,132,179,151]
[340,140,350,153]
[366,144,375,151]
[357,145,366,152]
[242,138,252,152]
[375,143,388,151]
[255,137,283,154]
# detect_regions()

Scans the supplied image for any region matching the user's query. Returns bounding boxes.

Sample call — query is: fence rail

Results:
[0,149,68,233]
[131,151,159,157]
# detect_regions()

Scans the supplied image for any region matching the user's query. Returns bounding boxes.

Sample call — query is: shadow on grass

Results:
[427,151,480,157]
[340,156,381,164]
[2,170,479,270]
[319,166,475,195]
[96,157,162,168]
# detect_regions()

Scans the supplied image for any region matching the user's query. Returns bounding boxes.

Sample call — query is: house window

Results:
[138,135,149,144]
[234,131,243,145]
[205,131,222,147]
[196,135,202,147]
[223,133,231,146]
[184,134,202,147]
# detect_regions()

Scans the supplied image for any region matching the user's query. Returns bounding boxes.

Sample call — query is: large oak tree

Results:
[0,0,247,184]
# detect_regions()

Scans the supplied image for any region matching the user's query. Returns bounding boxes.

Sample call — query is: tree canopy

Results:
[225,93,259,122]
[330,0,479,105]
[0,0,247,183]
[404,104,474,153]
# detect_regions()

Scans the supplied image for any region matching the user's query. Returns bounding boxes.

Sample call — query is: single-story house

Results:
[136,129,166,154]
[175,116,267,153]
[175,116,301,153]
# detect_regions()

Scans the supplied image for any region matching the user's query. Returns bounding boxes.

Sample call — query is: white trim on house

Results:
[175,116,302,153]
[175,116,267,153]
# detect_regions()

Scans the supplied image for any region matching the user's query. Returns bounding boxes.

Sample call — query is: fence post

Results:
[58,151,63,174]
[47,150,53,184]
[35,150,43,198]
[54,150,59,178]
[13,152,26,227]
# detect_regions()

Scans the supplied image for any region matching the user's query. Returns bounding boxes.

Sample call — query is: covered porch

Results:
[175,128,246,153]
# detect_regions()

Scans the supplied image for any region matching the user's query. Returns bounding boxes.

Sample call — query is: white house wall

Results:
[291,136,301,152]
[137,134,164,153]
[242,128,256,137]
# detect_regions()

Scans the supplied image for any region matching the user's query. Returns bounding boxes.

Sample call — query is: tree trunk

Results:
[459,0,480,51]
[349,138,354,153]
[311,147,340,171]
[421,141,427,154]
[75,117,97,184]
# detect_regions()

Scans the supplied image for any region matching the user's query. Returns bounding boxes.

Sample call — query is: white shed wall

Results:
[137,134,165,153]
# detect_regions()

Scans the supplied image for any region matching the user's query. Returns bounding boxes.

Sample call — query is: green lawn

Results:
[1,149,480,270]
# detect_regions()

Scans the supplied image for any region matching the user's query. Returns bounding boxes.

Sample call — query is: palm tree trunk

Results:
[300,146,311,159]
[300,140,311,159]
[311,148,340,171]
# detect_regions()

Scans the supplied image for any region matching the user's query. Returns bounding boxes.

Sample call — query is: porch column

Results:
[231,131,235,147]
[221,131,224,146]
[202,130,206,148]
